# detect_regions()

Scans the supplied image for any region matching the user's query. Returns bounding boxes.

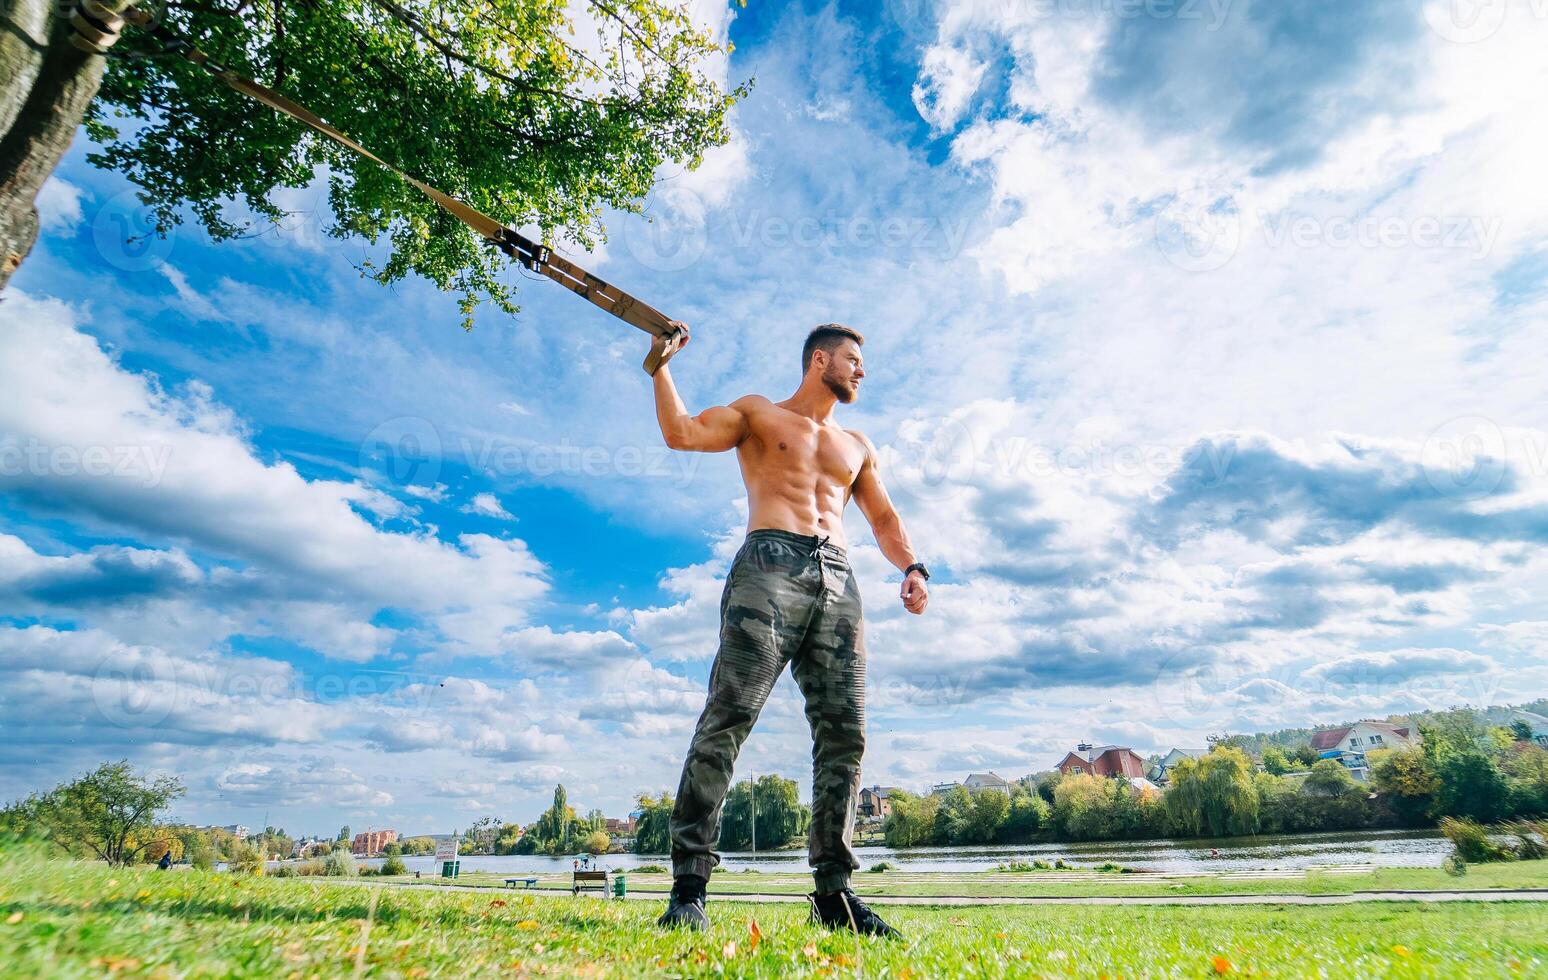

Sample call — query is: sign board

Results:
[434,838,459,862]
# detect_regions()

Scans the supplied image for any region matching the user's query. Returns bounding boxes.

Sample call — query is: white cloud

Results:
[215,758,392,808]
[35,177,83,232]
[462,492,515,520]
[0,292,549,656]
[158,265,230,323]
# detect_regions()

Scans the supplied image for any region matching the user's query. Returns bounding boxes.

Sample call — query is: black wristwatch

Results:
[904,562,930,581]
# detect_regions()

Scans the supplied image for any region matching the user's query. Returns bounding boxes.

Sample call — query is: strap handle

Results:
[644,326,689,376]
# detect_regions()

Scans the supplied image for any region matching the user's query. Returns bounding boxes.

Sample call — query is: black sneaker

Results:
[656,875,710,931]
[808,888,902,939]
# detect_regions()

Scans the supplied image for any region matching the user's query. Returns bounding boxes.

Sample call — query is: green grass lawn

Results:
[378,858,1548,900]
[3,852,1547,977]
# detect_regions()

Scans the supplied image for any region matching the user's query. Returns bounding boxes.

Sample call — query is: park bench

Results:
[504,877,540,889]
[572,869,610,897]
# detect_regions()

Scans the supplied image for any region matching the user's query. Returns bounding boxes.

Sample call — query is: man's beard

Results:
[822,368,858,403]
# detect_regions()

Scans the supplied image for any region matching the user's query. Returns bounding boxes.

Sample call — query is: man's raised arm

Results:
[653,362,750,453]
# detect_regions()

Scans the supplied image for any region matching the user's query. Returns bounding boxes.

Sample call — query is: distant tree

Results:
[1502,746,1548,817]
[141,838,183,865]
[227,840,265,875]
[931,786,972,843]
[631,793,673,855]
[1488,727,1518,752]
[583,830,611,854]
[531,786,576,853]
[1035,772,1064,806]
[721,775,808,850]
[1208,733,1254,753]
[398,836,438,856]
[0,761,185,866]
[1053,775,1117,841]
[465,816,504,855]
[324,848,359,876]
[1432,750,1510,822]
[338,826,351,843]
[1166,748,1259,838]
[1254,773,1299,834]
[1261,747,1291,776]
[999,790,1050,843]
[1370,747,1439,824]
[189,842,217,870]
[960,789,1011,844]
[1510,720,1535,743]
[881,791,940,848]
[1290,745,1321,769]
[1303,760,1358,797]
[380,852,408,876]
[494,823,524,855]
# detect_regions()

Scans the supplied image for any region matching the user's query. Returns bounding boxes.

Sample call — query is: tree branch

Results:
[359,0,609,108]
[586,0,673,67]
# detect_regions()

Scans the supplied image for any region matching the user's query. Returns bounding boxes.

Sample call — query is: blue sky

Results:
[4,0,1548,837]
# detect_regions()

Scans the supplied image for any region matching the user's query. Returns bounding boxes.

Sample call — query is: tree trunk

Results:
[0,0,105,289]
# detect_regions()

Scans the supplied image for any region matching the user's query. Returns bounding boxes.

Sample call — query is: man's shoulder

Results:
[845,427,879,454]
[727,393,776,413]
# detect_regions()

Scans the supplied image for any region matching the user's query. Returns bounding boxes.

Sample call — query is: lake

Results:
[386,829,1450,876]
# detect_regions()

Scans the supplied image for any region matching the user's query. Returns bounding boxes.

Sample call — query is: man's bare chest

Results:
[744,411,865,486]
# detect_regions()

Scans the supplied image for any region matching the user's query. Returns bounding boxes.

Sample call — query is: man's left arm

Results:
[851,433,928,615]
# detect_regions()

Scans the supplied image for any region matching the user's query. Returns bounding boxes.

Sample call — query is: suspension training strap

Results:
[106,5,688,374]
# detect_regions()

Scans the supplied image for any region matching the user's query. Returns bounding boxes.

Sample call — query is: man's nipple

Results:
[778,442,787,451]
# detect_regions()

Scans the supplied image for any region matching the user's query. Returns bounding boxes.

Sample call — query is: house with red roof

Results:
[1307,721,1421,782]
[1309,721,1419,756]
[1055,743,1147,779]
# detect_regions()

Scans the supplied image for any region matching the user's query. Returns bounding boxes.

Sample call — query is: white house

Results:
[963,772,1011,795]
[1149,748,1206,785]
[1309,721,1419,757]
[1512,709,1548,747]
[1309,721,1420,781]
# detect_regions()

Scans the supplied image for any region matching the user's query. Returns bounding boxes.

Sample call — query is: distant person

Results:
[651,323,925,939]
[158,851,172,870]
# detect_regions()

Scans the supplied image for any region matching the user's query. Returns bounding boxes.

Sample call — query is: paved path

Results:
[324,878,1548,907]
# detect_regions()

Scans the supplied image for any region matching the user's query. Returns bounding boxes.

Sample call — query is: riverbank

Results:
[384,828,1454,877]
[2,856,1544,976]
[374,858,1548,900]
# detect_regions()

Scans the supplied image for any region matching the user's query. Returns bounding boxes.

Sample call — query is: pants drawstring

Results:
[810,535,829,558]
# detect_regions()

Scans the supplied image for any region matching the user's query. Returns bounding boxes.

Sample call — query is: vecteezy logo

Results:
[91,191,175,273]
[1420,415,1508,501]
[1153,199,1241,273]
[1149,650,1255,730]
[359,416,443,487]
[883,415,977,502]
[92,654,175,728]
[1422,0,1509,43]
[619,186,708,273]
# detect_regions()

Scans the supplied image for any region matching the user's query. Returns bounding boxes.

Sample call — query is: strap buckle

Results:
[493,227,548,273]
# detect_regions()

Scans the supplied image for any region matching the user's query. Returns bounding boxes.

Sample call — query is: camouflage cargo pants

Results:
[669,528,866,894]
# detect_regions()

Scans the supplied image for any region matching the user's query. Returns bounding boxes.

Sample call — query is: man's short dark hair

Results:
[802,323,865,372]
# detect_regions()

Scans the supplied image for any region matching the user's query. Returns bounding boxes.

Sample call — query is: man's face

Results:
[819,339,865,403]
